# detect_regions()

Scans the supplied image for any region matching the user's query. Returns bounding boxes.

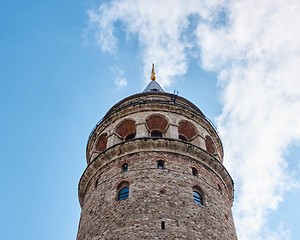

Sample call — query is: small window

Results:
[193,191,203,205]
[94,179,99,189]
[179,134,188,142]
[122,163,128,172]
[157,160,164,169]
[192,167,198,176]
[118,187,129,201]
[151,89,159,92]
[125,133,136,140]
[161,221,165,229]
[151,130,163,138]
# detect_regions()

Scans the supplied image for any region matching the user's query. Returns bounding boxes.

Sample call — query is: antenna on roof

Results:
[171,90,179,103]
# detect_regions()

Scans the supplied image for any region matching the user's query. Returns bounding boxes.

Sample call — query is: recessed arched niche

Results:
[146,115,169,138]
[178,120,197,141]
[95,133,108,152]
[115,119,136,140]
[205,135,216,154]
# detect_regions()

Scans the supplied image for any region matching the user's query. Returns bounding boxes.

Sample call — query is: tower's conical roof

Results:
[143,63,165,93]
[143,80,165,93]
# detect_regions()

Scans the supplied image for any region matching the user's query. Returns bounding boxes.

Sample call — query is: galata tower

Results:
[76,64,237,240]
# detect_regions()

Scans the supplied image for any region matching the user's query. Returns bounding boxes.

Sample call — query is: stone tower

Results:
[76,65,237,240]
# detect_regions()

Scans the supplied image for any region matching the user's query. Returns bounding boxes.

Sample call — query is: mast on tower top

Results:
[143,63,165,93]
[150,63,156,81]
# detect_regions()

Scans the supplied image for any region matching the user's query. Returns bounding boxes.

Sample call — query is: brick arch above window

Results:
[205,135,215,154]
[115,119,136,140]
[146,115,169,133]
[95,133,107,152]
[178,120,197,140]
[117,180,129,190]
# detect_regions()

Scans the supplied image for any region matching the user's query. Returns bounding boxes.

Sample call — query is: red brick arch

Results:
[115,119,136,140]
[146,115,169,132]
[95,133,107,152]
[205,135,215,154]
[117,181,129,190]
[178,120,197,140]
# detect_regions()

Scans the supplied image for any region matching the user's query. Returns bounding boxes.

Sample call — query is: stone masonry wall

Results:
[76,151,237,240]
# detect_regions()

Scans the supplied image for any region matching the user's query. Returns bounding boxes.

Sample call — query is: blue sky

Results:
[1,0,300,239]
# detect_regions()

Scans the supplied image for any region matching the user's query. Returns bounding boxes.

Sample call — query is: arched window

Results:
[146,115,168,137]
[115,119,136,141]
[122,163,128,172]
[125,133,135,140]
[179,134,188,142]
[151,130,163,138]
[117,181,129,201]
[118,187,129,201]
[193,191,203,205]
[157,160,164,169]
[178,121,197,142]
[193,186,204,205]
[192,167,198,176]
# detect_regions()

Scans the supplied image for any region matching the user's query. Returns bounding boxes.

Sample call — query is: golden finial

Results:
[150,63,156,81]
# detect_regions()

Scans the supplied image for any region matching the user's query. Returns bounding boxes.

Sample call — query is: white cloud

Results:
[197,2,300,238]
[87,0,224,87]
[110,66,128,90]
[114,77,127,89]
[264,222,291,240]
[88,0,300,239]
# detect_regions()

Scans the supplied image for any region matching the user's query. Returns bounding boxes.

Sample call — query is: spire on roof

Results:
[143,64,165,93]
[150,63,156,81]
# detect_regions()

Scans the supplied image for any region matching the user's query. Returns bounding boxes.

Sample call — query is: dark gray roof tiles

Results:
[143,80,165,93]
